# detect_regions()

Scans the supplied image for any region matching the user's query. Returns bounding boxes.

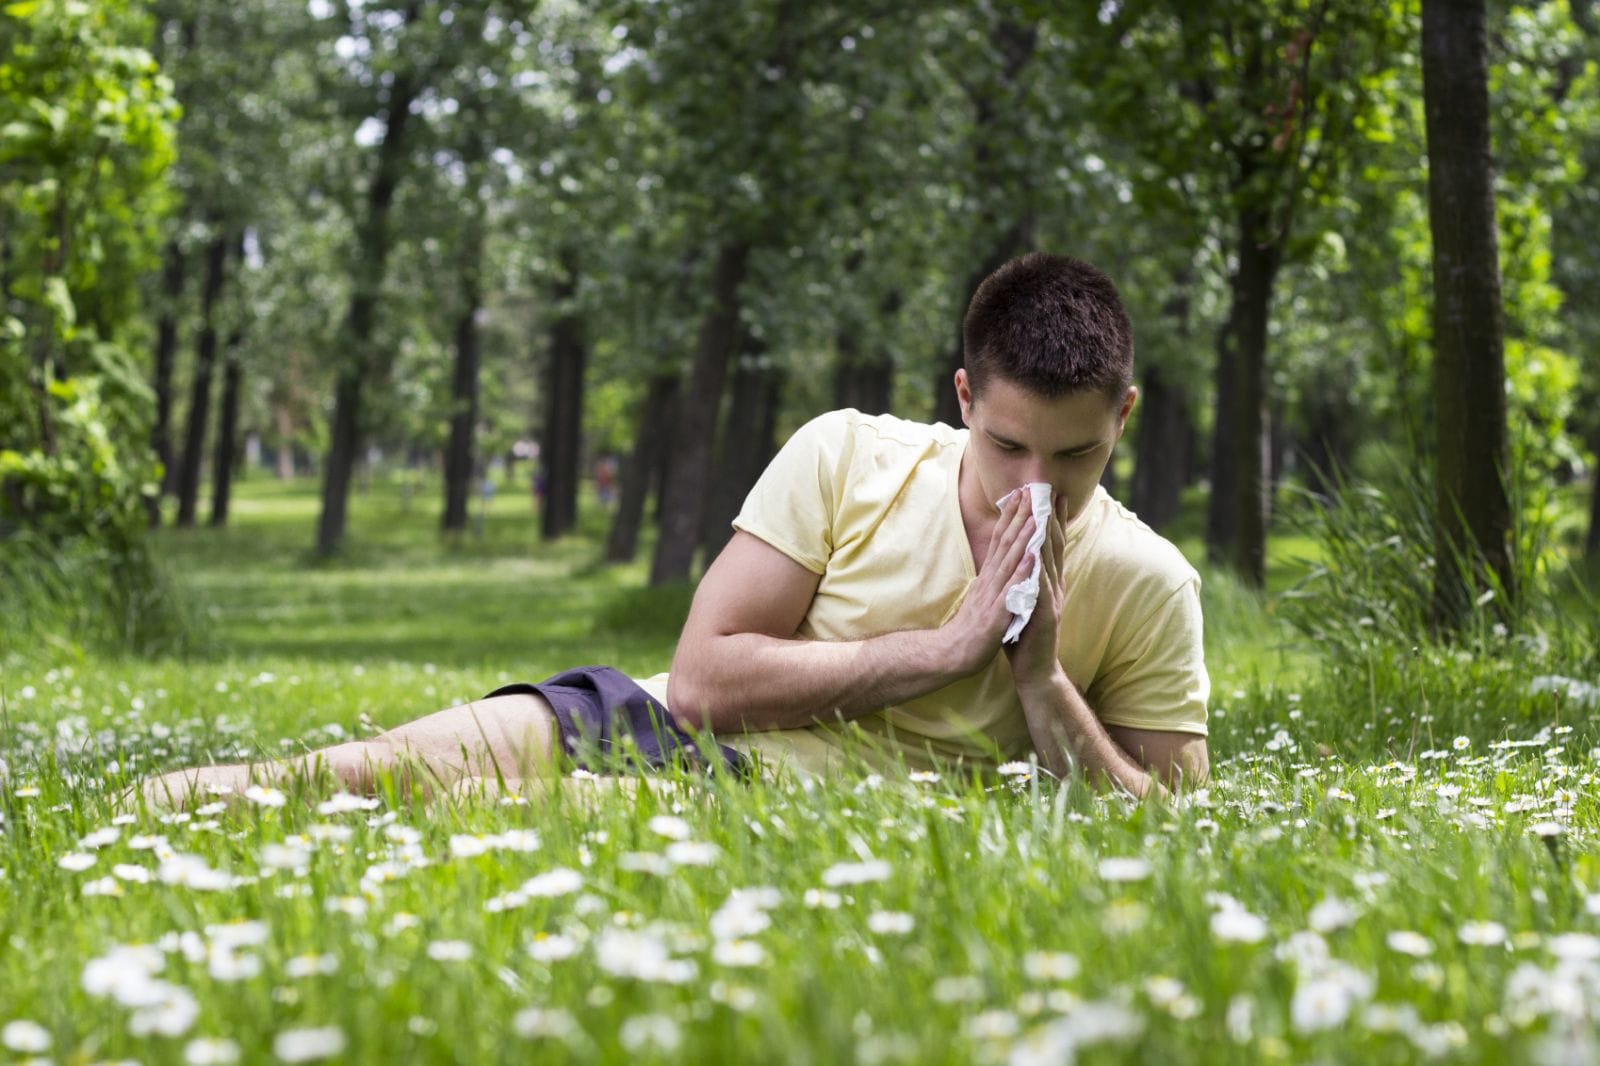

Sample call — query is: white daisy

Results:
[821,859,890,886]
[272,1026,346,1062]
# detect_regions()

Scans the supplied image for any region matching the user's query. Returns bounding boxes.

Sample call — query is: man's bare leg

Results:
[139,692,559,809]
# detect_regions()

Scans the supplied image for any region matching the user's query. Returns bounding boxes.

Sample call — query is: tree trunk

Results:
[441,233,484,534]
[1297,374,1358,498]
[932,221,1033,428]
[208,330,244,527]
[650,240,750,584]
[274,404,296,480]
[1130,365,1193,531]
[1422,0,1514,624]
[701,337,786,561]
[834,289,899,415]
[148,238,185,524]
[1205,315,1237,560]
[314,61,420,558]
[175,231,229,529]
[605,372,678,564]
[1224,205,1279,589]
[931,16,1038,428]
[541,248,586,540]
[320,373,364,549]
[1586,421,1600,558]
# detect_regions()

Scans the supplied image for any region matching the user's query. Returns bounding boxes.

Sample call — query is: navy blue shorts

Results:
[485,666,749,777]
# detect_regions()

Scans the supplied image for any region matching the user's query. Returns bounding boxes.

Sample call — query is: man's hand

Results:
[1005,495,1069,690]
[938,488,1041,678]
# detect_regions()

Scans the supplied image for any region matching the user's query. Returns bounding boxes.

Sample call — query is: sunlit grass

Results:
[1,474,1596,1064]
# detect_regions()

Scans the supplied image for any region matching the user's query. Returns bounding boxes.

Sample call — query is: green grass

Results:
[1,474,1597,1065]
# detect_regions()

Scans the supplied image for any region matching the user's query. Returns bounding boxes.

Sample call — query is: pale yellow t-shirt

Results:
[639,409,1208,776]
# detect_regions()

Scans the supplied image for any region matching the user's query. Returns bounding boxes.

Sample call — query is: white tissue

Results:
[1000,482,1053,644]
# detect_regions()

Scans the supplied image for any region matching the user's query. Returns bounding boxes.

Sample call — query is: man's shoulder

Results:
[806,408,964,450]
[1083,490,1201,597]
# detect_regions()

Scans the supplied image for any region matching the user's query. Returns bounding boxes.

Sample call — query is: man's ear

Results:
[1115,386,1138,435]
[954,368,974,425]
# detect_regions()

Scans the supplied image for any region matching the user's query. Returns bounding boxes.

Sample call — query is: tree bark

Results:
[932,220,1033,429]
[208,330,244,527]
[274,404,296,480]
[175,230,229,529]
[1130,365,1193,531]
[1296,369,1359,498]
[1205,316,1237,558]
[650,240,750,584]
[605,372,679,564]
[1587,420,1600,558]
[701,335,786,561]
[834,289,899,415]
[441,230,484,534]
[315,61,420,558]
[1422,0,1514,623]
[1225,203,1280,588]
[541,248,586,540]
[148,238,185,524]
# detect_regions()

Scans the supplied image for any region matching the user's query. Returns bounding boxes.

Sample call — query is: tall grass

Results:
[1274,454,1598,755]
[0,530,199,664]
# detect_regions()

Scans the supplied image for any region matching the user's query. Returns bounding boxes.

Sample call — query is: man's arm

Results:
[668,495,1040,733]
[1007,504,1209,796]
[1013,671,1210,797]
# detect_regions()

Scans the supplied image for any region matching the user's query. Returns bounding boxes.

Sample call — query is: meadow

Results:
[1,475,1598,1065]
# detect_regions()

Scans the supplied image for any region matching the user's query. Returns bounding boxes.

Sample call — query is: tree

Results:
[147,238,185,522]
[929,9,1039,429]
[173,226,229,527]
[1068,1,1402,586]
[313,2,427,557]
[208,315,246,526]
[1421,0,1513,622]
[617,0,813,585]
[439,126,489,535]
[541,247,587,539]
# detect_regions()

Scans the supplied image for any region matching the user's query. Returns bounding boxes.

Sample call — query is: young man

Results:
[142,253,1207,807]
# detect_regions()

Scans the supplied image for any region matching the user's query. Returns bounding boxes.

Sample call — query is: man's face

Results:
[956,369,1137,522]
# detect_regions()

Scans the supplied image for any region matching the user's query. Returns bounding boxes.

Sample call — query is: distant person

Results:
[143,254,1208,807]
[476,471,496,538]
[595,454,618,508]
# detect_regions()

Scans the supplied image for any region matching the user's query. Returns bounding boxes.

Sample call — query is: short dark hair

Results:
[962,252,1134,400]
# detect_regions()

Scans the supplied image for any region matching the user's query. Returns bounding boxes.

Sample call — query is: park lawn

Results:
[1,475,1597,1065]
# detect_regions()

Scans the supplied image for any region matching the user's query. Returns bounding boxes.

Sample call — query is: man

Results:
[142,253,1207,807]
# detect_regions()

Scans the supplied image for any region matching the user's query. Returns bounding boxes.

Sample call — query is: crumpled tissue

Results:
[1000,482,1053,644]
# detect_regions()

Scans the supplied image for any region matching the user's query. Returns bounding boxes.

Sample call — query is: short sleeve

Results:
[1087,578,1209,736]
[731,411,854,575]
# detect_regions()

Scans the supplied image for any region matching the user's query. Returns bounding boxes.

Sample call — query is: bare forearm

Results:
[668,628,968,732]
[1015,672,1159,798]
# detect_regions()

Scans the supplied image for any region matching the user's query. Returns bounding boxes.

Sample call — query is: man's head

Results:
[955,253,1138,521]
[961,252,1134,401]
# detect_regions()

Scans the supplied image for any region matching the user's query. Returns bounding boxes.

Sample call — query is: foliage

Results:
[0,0,177,545]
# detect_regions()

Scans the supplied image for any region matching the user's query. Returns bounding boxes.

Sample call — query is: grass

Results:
[1,473,1597,1065]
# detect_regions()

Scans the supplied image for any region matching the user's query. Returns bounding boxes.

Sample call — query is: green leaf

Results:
[43,276,76,329]
[3,0,42,17]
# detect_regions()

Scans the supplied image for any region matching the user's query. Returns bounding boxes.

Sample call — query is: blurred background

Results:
[3,0,1598,662]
